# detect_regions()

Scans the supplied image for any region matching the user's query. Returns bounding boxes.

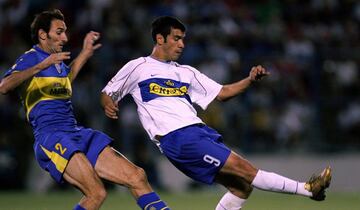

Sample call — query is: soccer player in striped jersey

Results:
[0,9,169,210]
[101,16,331,210]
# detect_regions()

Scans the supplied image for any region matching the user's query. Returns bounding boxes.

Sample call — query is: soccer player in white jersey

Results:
[101,16,331,209]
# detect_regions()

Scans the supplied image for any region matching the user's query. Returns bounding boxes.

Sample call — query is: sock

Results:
[137,192,170,210]
[216,192,247,210]
[251,170,312,197]
[73,204,86,210]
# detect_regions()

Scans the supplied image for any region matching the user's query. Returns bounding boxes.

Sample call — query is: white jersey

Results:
[102,56,222,144]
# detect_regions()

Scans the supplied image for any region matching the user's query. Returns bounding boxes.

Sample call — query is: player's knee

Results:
[90,187,107,204]
[235,163,258,183]
[98,188,107,202]
[227,180,253,199]
[128,166,148,187]
[242,184,254,197]
[225,153,258,183]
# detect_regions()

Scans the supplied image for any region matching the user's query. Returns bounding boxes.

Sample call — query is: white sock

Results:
[251,170,312,197]
[216,192,247,210]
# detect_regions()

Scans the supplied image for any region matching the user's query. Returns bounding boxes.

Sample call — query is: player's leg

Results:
[220,151,331,201]
[215,173,253,210]
[34,131,108,210]
[159,124,251,209]
[95,146,170,210]
[95,146,150,197]
[63,152,107,210]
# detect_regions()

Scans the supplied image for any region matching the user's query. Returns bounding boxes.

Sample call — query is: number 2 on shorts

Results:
[55,143,67,155]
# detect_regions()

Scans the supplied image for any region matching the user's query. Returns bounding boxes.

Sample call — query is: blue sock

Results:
[73,204,86,210]
[137,192,170,210]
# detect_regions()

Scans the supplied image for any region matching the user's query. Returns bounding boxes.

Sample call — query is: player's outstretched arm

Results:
[68,31,102,82]
[100,92,119,119]
[216,65,269,102]
[0,52,70,94]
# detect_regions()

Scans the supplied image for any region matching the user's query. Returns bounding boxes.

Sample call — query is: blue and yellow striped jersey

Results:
[3,45,78,133]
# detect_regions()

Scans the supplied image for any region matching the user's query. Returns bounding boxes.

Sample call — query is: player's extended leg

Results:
[94,146,170,210]
[219,151,331,201]
[63,152,107,210]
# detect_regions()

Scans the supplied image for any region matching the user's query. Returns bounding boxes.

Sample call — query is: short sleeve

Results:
[186,66,223,110]
[102,58,144,102]
[3,50,38,78]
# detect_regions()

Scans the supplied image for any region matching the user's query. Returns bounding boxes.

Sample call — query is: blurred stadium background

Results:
[0,0,359,209]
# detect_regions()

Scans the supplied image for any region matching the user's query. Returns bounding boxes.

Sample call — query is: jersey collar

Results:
[148,55,173,64]
[33,45,50,56]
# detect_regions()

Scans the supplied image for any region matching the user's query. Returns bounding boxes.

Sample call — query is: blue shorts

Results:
[33,127,112,183]
[159,124,231,184]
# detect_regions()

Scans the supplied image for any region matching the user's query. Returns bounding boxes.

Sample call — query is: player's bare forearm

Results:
[216,65,269,101]
[68,52,91,82]
[216,77,252,101]
[69,31,102,82]
[0,68,39,94]
[101,92,119,119]
[1,52,70,94]
[0,59,56,94]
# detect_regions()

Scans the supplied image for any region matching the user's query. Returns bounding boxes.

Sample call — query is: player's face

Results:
[163,28,185,61]
[43,19,68,53]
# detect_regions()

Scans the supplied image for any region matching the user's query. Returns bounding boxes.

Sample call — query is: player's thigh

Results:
[63,152,104,195]
[94,146,145,186]
[219,151,258,183]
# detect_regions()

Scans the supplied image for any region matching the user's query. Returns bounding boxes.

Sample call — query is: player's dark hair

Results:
[30,9,64,44]
[151,16,186,43]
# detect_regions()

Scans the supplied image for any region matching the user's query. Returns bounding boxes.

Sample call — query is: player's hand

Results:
[249,65,269,82]
[104,101,119,119]
[82,31,102,57]
[101,93,119,119]
[40,52,71,69]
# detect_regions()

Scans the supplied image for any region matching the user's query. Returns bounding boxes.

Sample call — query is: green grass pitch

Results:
[0,190,359,210]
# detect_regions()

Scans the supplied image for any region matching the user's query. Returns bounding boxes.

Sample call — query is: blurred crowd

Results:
[0,0,359,189]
